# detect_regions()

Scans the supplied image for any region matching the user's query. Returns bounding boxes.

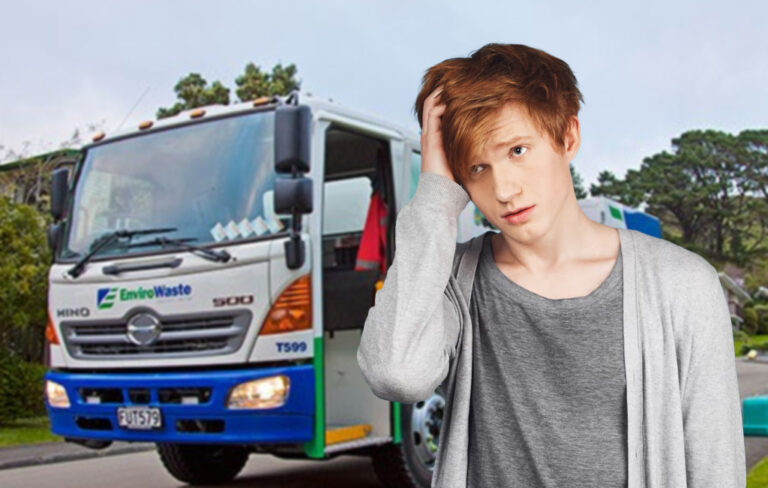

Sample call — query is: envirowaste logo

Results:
[97,288,118,310]
[97,284,193,310]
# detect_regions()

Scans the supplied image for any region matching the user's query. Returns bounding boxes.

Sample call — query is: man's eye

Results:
[510,146,527,157]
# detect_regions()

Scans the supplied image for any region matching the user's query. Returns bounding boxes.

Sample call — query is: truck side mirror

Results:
[50,167,69,221]
[273,103,313,270]
[273,176,312,269]
[274,177,313,215]
[47,222,62,255]
[274,105,311,174]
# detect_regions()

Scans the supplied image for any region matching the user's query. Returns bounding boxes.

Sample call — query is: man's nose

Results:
[493,167,522,203]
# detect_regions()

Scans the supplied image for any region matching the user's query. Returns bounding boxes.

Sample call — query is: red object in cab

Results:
[355,189,388,275]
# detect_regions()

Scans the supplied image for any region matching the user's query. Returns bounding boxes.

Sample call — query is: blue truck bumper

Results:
[44,364,315,444]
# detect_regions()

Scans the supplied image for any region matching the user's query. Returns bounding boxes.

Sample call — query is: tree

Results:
[157,73,230,119]
[0,196,51,362]
[589,129,768,264]
[590,170,636,203]
[0,123,100,211]
[156,62,301,119]
[235,62,300,102]
[569,163,587,199]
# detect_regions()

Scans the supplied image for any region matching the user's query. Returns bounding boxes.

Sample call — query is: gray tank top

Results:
[467,230,627,487]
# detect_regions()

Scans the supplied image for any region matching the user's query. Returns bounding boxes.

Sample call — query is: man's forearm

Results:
[357,171,470,403]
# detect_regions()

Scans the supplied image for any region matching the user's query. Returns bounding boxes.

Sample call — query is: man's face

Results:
[462,101,579,244]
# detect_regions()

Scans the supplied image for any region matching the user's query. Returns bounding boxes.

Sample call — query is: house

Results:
[719,271,751,331]
[0,148,78,205]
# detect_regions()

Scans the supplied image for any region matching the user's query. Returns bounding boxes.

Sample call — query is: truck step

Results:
[324,435,392,455]
[325,423,372,446]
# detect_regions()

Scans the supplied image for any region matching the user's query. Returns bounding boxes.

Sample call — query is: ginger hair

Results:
[413,43,584,186]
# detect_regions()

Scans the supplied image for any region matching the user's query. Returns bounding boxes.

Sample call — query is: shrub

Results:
[746,340,768,353]
[744,307,760,333]
[0,196,51,362]
[734,329,750,343]
[755,304,768,334]
[0,353,47,425]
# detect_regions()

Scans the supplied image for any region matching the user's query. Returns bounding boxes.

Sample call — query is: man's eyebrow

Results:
[490,135,532,150]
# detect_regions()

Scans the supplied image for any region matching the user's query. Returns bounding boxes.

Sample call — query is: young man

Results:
[357,43,745,487]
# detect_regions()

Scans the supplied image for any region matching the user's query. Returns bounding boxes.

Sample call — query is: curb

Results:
[739,355,768,363]
[0,441,155,471]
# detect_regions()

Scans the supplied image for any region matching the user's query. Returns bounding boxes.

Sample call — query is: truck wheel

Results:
[156,443,249,485]
[371,385,446,488]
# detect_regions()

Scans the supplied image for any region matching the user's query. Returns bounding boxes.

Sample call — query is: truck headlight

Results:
[45,380,70,408]
[226,375,290,409]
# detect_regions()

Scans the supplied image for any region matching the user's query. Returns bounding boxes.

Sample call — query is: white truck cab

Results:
[42,91,493,487]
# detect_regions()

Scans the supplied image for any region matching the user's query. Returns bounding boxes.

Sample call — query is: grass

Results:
[735,334,768,357]
[728,331,768,486]
[0,416,62,448]
[749,453,768,487]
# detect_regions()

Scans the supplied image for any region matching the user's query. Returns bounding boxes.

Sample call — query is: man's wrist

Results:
[410,171,470,218]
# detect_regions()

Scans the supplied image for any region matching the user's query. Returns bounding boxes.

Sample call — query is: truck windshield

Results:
[59,109,289,261]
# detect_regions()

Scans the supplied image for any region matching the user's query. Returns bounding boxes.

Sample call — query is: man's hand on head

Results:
[421,85,456,182]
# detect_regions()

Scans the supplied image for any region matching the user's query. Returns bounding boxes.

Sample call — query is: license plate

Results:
[117,406,162,430]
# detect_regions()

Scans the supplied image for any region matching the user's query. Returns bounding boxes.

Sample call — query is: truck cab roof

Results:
[85,91,421,150]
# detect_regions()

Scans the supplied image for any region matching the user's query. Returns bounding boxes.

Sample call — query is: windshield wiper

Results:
[129,236,231,263]
[67,227,178,278]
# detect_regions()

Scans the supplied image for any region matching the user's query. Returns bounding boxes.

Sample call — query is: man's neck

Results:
[492,199,617,275]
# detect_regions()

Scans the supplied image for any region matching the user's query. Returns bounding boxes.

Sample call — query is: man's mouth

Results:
[503,205,534,217]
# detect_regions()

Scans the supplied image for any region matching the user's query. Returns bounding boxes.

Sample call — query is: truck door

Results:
[320,124,396,453]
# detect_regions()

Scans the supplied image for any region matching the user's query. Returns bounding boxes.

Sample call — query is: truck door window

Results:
[322,176,372,235]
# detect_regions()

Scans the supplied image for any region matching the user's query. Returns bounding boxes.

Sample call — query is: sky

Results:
[1,0,766,189]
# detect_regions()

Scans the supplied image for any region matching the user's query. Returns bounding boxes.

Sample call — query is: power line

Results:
[114,85,151,132]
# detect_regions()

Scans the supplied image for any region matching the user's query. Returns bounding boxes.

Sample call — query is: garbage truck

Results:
[42,90,662,487]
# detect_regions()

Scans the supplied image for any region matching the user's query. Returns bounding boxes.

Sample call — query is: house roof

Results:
[719,271,751,302]
[0,148,79,173]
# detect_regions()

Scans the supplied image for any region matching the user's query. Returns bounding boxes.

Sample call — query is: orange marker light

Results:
[260,274,311,335]
[139,120,153,130]
[253,96,271,106]
[92,132,105,142]
[45,312,59,345]
[190,108,206,119]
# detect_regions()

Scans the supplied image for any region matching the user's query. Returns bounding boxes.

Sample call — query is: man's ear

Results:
[564,116,580,157]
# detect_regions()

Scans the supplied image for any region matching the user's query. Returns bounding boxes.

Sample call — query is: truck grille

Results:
[60,310,252,359]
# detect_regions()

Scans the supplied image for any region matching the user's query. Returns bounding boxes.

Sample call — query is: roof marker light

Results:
[92,132,105,142]
[190,108,206,119]
[253,96,271,106]
[139,120,153,130]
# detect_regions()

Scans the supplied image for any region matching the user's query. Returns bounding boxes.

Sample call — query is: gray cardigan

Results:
[357,171,746,487]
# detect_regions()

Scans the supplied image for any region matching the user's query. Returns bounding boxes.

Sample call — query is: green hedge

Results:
[734,329,750,343]
[0,354,47,425]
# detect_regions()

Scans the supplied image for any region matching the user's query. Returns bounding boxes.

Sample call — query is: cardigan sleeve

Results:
[356,171,469,403]
[680,263,746,487]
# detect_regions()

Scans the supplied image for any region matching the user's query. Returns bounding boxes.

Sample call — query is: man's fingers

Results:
[425,87,444,112]
[426,103,446,136]
[431,103,446,116]
[422,85,445,133]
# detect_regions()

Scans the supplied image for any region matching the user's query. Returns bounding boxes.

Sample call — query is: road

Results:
[0,449,385,488]
[737,357,768,470]
[0,357,766,487]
